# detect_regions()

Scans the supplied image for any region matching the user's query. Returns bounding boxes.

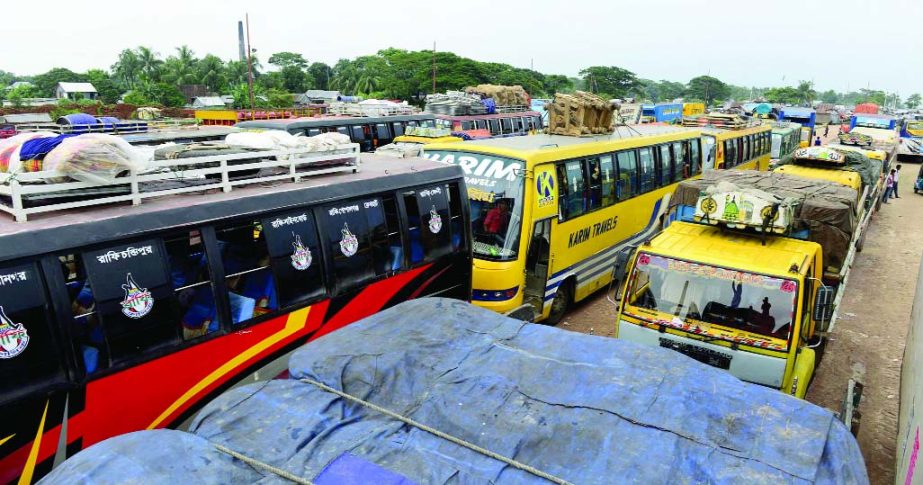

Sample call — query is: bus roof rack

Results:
[0,143,360,222]
[681,113,762,130]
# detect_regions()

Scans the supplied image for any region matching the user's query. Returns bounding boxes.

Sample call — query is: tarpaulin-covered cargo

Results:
[42,298,868,484]
[779,146,883,191]
[545,91,615,136]
[671,170,859,275]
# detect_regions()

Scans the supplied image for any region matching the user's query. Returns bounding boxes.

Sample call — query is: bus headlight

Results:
[472,287,519,301]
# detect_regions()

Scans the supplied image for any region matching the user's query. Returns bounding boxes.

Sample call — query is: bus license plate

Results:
[659,338,732,370]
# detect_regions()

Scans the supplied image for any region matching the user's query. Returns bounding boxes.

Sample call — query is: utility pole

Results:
[245,13,255,119]
[432,41,436,93]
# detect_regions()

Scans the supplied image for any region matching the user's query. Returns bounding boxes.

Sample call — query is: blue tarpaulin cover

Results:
[41,298,868,484]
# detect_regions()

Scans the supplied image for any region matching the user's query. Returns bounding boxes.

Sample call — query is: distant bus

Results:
[779,107,817,147]
[770,122,803,166]
[641,103,683,123]
[433,111,544,138]
[237,114,437,152]
[850,113,897,131]
[700,123,773,171]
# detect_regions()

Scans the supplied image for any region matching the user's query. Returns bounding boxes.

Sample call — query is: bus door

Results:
[523,218,553,314]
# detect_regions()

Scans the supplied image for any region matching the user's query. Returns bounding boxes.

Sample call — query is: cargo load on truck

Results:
[545,91,616,136]
[41,298,868,485]
[464,84,530,108]
[670,169,859,278]
[777,145,884,193]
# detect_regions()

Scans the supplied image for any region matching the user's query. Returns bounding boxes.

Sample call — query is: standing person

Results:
[824,124,830,137]
[814,135,822,146]
[893,164,902,198]
[883,168,896,203]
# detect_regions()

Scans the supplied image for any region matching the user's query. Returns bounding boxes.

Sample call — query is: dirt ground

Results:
[558,154,921,484]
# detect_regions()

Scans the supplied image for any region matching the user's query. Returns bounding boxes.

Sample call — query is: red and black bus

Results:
[0,155,471,483]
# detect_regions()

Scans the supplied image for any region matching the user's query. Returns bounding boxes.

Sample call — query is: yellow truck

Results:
[614,170,866,398]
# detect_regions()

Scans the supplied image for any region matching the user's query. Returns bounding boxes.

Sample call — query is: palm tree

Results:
[197,55,227,92]
[796,80,816,106]
[162,45,198,85]
[112,49,141,89]
[136,46,164,82]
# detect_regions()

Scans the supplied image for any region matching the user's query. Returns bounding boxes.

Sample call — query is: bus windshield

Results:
[771,133,783,158]
[625,253,798,345]
[424,150,524,261]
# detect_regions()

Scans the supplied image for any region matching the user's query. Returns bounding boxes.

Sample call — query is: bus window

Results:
[475,120,488,131]
[0,262,67,399]
[488,119,500,136]
[405,186,452,262]
[672,142,687,181]
[703,136,716,169]
[638,147,655,192]
[658,144,673,186]
[260,210,325,309]
[323,197,396,291]
[447,182,466,251]
[436,119,452,129]
[586,158,602,211]
[724,140,737,168]
[500,118,513,134]
[376,123,392,144]
[616,150,638,199]
[392,122,405,137]
[765,132,772,155]
[215,221,277,324]
[350,126,365,143]
[559,160,586,219]
[372,196,403,275]
[164,231,217,341]
[512,117,522,133]
[461,121,475,131]
[307,128,321,137]
[599,155,616,207]
[83,239,181,363]
[420,119,436,128]
[533,115,544,129]
[689,139,701,175]
[336,126,349,137]
[407,121,418,127]
[743,136,751,161]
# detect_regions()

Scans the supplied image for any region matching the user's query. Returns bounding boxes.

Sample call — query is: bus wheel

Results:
[546,280,573,325]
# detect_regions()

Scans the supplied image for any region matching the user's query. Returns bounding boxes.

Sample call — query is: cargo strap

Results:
[298,376,575,485]
[212,442,315,485]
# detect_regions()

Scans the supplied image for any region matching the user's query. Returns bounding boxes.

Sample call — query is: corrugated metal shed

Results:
[0,113,53,124]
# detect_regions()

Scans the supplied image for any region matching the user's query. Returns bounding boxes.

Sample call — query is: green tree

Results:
[266,88,294,107]
[820,89,839,104]
[162,45,199,85]
[122,90,150,105]
[268,52,308,70]
[906,93,922,110]
[32,67,86,97]
[84,69,120,104]
[795,80,815,105]
[685,75,729,106]
[541,74,573,96]
[307,62,332,90]
[197,55,227,92]
[657,80,686,101]
[126,82,185,107]
[136,46,163,82]
[859,88,886,106]
[578,66,640,99]
[112,49,141,89]
[763,86,801,104]
[229,83,269,108]
[6,83,36,107]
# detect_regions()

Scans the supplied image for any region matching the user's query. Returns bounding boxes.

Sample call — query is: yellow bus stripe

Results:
[18,401,48,485]
[148,306,311,430]
[0,434,13,448]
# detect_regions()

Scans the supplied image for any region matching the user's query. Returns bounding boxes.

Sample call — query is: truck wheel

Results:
[545,280,573,326]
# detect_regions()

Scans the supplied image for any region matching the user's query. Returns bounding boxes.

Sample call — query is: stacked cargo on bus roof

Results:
[236,114,436,152]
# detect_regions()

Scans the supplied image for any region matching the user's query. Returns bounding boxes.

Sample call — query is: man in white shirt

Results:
[893,164,902,198]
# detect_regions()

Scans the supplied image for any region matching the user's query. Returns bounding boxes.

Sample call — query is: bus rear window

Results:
[261,211,325,308]
[324,197,398,292]
[0,262,66,400]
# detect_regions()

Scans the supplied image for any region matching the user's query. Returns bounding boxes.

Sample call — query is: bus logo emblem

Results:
[428,206,442,234]
[0,306,29,359]
[536,172,555,207]
[340,223,359,257]
[120,273,154,319]
[291,234,313,271]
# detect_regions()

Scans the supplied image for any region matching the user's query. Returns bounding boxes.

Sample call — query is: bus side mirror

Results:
[610,248,635,296]
[813,286,836,330]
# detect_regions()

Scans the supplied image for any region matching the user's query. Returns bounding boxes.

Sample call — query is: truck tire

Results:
[545,279,573,326]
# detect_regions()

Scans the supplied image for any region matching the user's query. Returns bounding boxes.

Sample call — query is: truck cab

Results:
[616,193,835,398]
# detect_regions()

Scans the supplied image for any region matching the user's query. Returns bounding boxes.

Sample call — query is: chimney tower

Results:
[238,21,246,61]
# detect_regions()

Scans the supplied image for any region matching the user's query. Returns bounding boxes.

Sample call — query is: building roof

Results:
[0,113,53,124]
[192,96,227,106]
[7,81,33,90]
[301,90,340,99]
[56,82,97,93]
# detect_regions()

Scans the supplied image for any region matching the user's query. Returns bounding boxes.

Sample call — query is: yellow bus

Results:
[701,124,772,171]
[423,125,707,323]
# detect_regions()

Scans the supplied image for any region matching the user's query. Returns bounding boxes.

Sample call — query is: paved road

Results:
[558,160,922,483]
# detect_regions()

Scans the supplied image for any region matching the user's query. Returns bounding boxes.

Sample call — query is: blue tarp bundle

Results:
[41,299,868,484]
[18,134,77,161]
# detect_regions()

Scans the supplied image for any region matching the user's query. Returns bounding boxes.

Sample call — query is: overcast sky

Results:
[3,0,921,95]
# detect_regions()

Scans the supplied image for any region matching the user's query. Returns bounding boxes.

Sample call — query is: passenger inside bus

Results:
[483,199,511,239]
[216,222,278,323]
